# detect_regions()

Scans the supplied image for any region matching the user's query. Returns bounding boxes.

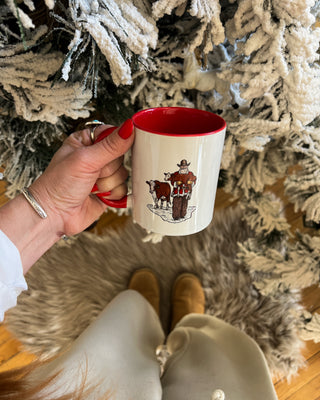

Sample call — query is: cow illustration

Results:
[146,180,171,209]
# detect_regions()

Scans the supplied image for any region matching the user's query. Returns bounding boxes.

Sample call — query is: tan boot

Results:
[128,268,160,316]
[171,273,205,330]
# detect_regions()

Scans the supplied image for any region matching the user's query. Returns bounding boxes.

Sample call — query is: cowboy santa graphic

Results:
[169,159,197,220]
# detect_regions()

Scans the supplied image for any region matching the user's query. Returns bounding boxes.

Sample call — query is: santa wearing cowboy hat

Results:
[169,159,197,220]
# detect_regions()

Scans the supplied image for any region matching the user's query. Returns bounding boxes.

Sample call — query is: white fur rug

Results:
[7,206,305,379]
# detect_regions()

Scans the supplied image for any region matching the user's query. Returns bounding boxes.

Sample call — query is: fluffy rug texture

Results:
[7,206,305,379]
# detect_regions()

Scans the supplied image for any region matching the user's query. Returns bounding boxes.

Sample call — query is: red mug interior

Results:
[132,107,226,137]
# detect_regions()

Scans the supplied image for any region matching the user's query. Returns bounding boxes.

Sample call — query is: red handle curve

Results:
[90,126,128,208]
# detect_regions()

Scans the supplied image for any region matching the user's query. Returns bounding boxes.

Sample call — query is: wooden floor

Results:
[0,176,320,399]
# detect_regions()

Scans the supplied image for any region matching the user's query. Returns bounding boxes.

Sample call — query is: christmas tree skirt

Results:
[6,206,305,379]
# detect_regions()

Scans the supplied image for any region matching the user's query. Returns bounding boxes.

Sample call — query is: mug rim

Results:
[132,107,226,137]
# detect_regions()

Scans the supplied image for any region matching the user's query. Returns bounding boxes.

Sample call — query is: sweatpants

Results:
[33,290,278,400]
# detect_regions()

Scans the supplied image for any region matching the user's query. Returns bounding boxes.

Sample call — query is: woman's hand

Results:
[0,119,134,273]
[30,119,134,237]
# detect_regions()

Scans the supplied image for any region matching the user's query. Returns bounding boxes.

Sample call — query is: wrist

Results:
[21,187,48,219]
[0,191,62,274]
[29,180,65,237]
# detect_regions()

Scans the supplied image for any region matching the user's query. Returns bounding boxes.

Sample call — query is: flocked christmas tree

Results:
[1,0,320,340]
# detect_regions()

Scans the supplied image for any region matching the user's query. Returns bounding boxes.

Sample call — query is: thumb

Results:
[84,119,134,171]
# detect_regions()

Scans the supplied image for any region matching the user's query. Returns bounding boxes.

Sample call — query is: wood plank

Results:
[302,285,320,314]
[286,376,320,400]
[275,349,320,399]
[214,187,238,210]
[0,325,11,346]
[273,340,320,387]
[0,351,36,372]
[0,337,23,364]
[91,210,130,235]
[300,340,320,361]
[0,177,8,208]
[0,325,36,372]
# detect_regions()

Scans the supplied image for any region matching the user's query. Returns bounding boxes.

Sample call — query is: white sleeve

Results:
[0,230,27,322]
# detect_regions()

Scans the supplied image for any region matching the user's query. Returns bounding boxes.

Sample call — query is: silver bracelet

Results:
[21,187,48,219]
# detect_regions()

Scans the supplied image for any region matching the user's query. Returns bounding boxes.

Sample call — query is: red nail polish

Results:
[104,196,128,208]
[94,126,117,143]
[118,119,133,140]
[95,195,129,208]
[97,191,111,197]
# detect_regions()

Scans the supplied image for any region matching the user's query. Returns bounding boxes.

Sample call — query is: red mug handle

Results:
[91,126,128,208]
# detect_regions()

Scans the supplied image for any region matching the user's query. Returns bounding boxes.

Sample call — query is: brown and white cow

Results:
[146,180,171,209]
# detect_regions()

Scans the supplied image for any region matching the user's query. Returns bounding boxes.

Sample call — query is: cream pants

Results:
[35,290,278,400]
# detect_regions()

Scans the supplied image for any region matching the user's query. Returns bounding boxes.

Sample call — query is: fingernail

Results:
[92,183,99,192]
[118,119,133,140]
[97,191,112,197]
[94,127,117,143]
[104,196,128,208]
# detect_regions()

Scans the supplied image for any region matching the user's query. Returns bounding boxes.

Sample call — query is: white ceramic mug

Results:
[95,107,226,236]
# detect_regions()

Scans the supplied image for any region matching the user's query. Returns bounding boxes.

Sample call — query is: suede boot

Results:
[128,268,160,316]
[171,273,205,330]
